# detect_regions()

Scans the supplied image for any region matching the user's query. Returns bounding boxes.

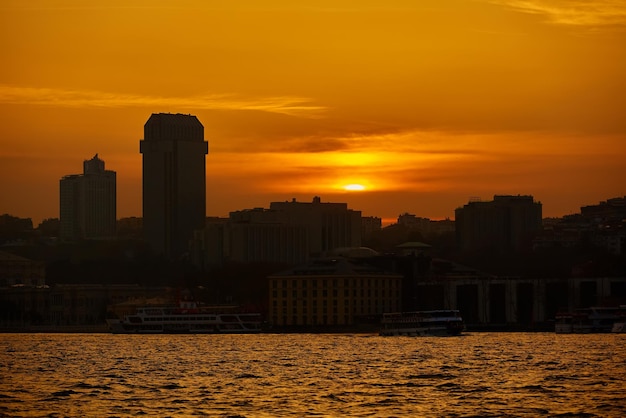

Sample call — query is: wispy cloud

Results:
[233,129,487,155]
[490,0,626,27]
[0,85,326,118]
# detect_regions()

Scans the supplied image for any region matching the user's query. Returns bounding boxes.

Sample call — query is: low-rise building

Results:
[268,257,402,329]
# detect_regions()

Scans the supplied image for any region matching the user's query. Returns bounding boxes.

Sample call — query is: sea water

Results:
[1,333,625,417]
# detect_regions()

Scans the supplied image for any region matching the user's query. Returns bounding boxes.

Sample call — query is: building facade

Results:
[268,257,402,328]
[140,113,209,257]
[59,154,116,240]
[455,195,542,253]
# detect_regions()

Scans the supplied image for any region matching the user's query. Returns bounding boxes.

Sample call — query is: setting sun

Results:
[344,184,365,191]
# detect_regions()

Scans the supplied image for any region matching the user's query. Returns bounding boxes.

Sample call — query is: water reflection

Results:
[1,333,624,417]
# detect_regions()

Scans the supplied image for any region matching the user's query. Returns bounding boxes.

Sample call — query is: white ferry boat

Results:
[106,301,263,334]
[554,311,576,334]
[611,306,626,333]
[612,321,626,333]
[555,306,621,334]
[380,310,464,336]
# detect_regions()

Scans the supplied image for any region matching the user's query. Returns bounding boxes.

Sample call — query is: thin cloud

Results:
[0,85,326,118]
[491,0,626,27]
[227,129,495,155]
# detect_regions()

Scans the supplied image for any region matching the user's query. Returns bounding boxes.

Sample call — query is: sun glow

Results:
[344,184,365,191]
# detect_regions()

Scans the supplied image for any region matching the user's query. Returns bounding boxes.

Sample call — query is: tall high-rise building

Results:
[140,113,208,257]
[59,154,116,240]
[455,195,542,253]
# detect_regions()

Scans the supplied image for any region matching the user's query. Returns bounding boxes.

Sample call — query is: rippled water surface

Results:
[1,333,625,417]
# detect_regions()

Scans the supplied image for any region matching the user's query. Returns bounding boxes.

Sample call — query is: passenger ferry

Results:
[380,310,464,336]
[611,305,626,333]
[106,301,263,334]
[612,321,626,333]
[554,306,621,334]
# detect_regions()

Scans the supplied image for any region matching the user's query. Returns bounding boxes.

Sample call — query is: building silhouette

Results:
[269,196,362,256]
[361,216,382,238]
[396,213,455,237]
[533,196,625,255]
[455,195,542,253]
[228,208,309,264]
[59,154,116,240]
[191,197,362,267]
[581,196,626,222]
[140,113,208,257]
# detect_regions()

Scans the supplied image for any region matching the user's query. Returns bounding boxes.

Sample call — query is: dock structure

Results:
[413,276,625,329]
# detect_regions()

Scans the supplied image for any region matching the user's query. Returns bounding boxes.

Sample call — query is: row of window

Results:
[141,316,219,322]
[272,278,399,289]
[271,315,346,326]
[274,304,393,315]
[271,299,397,316]
[273,298,396,307]
[273,289,400,298]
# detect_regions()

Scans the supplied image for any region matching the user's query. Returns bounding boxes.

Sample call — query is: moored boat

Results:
[554,306,621,334]
[611,305,626,333]
[612,321,626,333]
[554,311,575,334]
[380,310,464,336]
[106,300,263,334]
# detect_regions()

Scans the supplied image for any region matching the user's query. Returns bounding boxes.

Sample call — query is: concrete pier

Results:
[415,276,626,328]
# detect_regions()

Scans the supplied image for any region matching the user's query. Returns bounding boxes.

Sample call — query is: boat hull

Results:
[554,306,623,334]
[380,325,463,337]
[107,318,263,334]
[612,322,626,333]
[106,305,263,334]
[380,310,464,337]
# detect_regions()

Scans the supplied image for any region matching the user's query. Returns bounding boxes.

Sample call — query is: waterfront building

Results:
[59,154,116,240]
[140,113,208,257]
[268,256,402,328]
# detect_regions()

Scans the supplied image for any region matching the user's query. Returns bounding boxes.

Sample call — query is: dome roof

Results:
[329,247,379,258]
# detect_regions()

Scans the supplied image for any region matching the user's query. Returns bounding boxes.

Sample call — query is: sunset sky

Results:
[1,0,625,225]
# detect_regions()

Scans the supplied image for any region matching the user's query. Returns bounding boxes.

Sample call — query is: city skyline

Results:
[1,1,625,225]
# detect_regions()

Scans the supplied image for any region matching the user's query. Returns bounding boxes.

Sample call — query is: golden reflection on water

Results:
[1,333,625,417]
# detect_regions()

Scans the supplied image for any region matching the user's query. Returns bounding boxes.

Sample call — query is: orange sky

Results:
[1,0,625,225]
